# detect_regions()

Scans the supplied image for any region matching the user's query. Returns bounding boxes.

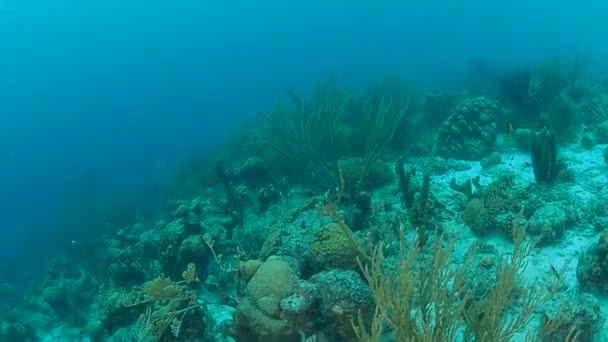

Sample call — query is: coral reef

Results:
[9,69,608,342]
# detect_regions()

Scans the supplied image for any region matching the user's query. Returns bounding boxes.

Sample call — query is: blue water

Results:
[0,0,606,283]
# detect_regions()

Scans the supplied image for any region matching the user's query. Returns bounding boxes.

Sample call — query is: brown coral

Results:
[310,222,361,271]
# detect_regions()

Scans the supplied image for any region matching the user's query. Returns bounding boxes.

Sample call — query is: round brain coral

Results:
[245,255,297,317]
[310,222,361,271]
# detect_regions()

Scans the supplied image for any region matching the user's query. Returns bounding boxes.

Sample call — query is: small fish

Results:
[277,178,290,207]
[507,121,515,139]
[550,265,567,290]
[523,162,532,168]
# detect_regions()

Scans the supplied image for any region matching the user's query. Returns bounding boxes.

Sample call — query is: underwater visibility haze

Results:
[2,0,608,341]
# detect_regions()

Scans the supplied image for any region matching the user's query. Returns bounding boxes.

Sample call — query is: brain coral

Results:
[310,222,361,271]
[245,255,297,317]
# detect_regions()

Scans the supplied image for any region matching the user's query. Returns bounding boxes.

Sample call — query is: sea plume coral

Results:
[354,214,563,341]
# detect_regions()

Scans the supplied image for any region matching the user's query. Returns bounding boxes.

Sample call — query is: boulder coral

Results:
[577,230,608,294]
[433,97,504,160]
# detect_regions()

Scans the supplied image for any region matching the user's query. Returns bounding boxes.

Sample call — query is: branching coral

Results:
[121,264,204,341]
[354,214,563,342]
[354,226,472,342]
[462,214,562,341]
